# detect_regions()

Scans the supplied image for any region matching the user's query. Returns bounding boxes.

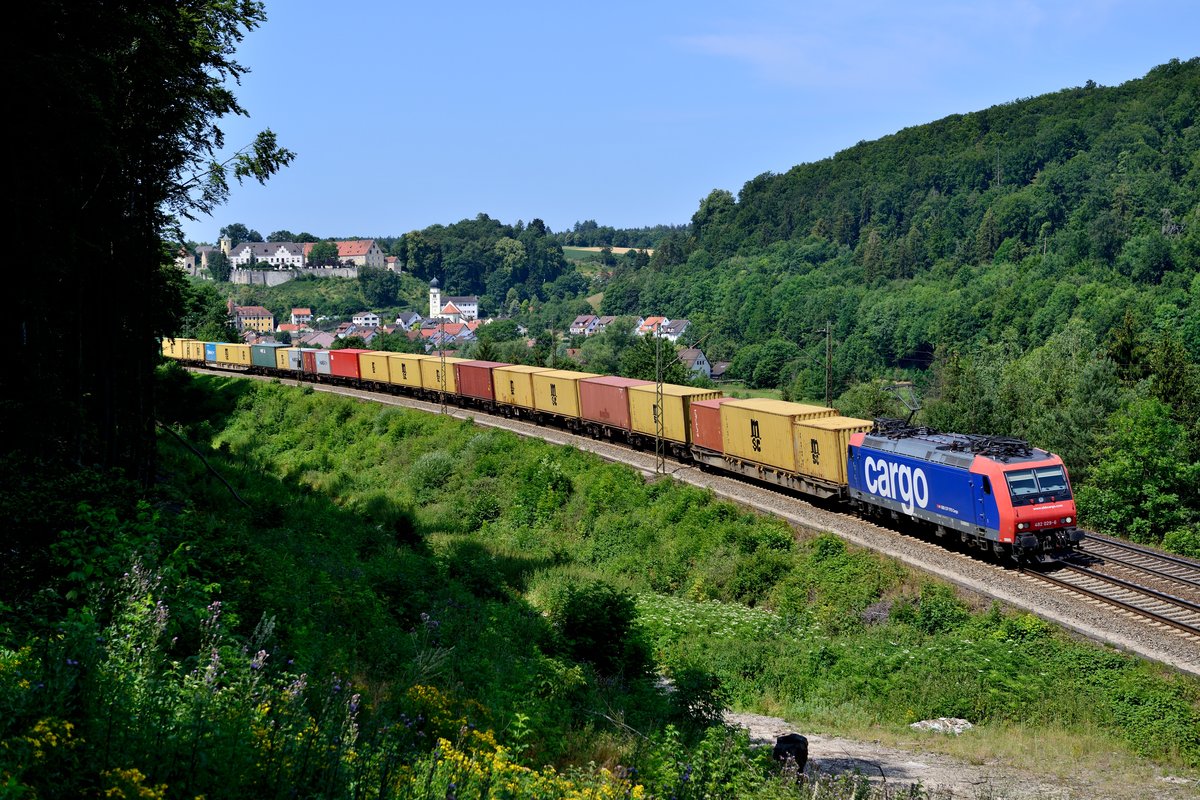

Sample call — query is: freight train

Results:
[163,338,1083,563]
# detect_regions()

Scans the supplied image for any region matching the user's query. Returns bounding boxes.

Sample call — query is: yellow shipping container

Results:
[387,354,428,388]
[793,416,874,485]
[494,365,552,409]
[358,351,391,382]
[386,352,429,388]
[720,398,838,471]
[532,369,596,418]
[419,356,469,394]
[275,347,292,370]
[627,384,722,444]
[161,338,179,358]
[186,340,204,361]
[216,342,252,366]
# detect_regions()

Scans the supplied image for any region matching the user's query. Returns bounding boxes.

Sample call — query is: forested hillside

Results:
[397,215,588,313]
[593,58,1200,553]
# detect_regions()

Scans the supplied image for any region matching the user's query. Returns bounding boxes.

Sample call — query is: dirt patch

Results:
[724,711,1197,799]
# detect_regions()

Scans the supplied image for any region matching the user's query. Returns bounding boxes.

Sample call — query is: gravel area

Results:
[192,370,1200,676]
[724,710,1199,799]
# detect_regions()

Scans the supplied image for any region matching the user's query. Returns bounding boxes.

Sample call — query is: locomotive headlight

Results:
[1062,516,1074,525]
[1017,522,1030,531]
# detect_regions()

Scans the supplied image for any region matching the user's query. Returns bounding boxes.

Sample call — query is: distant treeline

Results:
[552,220,690,249]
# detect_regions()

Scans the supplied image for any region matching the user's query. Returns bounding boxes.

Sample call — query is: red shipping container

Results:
[301,348,319,374]
[455,361,509,401]
[579,376,652,432]
[690,397,737,453]
[329,348,369,379]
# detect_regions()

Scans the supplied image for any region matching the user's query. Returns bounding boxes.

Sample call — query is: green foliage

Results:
[220,222,263,247]
[12,0,293,476]
[400,213,583,314]
[618,335,691,384]
[911,585,970,634]
[330,335,367,350]
[543,581,648,678]
[206,249,233,281]
[308,240,341,266]
[359,266,402,306]
[1076,398,1199,544]
[224,271,427,324]
[174,279,238,342]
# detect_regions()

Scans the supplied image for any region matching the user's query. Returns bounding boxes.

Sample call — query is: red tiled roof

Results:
[440,302,461,314]
[302,240,376,258]
[235,305,272,317]
[336,239,376,257]
[292,307,312,315]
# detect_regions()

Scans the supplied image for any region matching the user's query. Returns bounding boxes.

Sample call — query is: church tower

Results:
[429,277,441,318]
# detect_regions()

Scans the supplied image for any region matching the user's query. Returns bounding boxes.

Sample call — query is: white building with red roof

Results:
[301,239,385,268]
[428,277,479,321]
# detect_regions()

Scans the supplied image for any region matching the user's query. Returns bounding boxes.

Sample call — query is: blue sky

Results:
[181,1,1200,244]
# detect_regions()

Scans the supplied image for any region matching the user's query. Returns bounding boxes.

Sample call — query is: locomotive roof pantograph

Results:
[866,418,1048,466]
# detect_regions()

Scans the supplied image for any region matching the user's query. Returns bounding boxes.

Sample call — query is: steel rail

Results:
[1083,531,1200,570]
[1023,566,1200,638]
[1072,542,1200,590]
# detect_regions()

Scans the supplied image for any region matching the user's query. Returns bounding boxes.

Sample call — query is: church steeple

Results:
[429,277,441,318]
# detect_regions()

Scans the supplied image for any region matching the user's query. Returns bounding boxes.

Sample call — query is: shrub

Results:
[409,450,455,498]
[914,585,969,634]
[546,581,648,678]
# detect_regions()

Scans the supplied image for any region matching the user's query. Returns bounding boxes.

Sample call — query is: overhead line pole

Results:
[825,319,832,408]
[655,321,665,476]
[439,314,447,415]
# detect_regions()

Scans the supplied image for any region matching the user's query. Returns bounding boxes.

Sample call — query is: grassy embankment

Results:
[224,271,429,323]
[2,370,1197,798]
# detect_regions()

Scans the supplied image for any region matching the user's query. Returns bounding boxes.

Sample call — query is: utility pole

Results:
[439,316,447,415]
[825,319,833,408]
[654,321,665,476]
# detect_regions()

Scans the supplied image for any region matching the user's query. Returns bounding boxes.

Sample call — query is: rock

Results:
[772,733,808,775]
[909,717,974,735]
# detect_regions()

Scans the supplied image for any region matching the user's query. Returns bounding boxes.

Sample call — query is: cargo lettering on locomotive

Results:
[864,456,929,515]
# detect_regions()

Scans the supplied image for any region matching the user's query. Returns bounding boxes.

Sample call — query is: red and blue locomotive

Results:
[847,420,1081,562]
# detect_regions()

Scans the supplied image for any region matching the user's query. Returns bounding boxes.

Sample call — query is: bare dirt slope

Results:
[725,711,1198,800]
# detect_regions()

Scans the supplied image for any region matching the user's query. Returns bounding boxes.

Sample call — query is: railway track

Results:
[1023,563,1200,640]
[182,365,1200,675]
[1077,533,1200,592]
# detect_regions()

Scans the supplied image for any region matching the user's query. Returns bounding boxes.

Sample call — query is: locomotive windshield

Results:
[1004,466,1072,506]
